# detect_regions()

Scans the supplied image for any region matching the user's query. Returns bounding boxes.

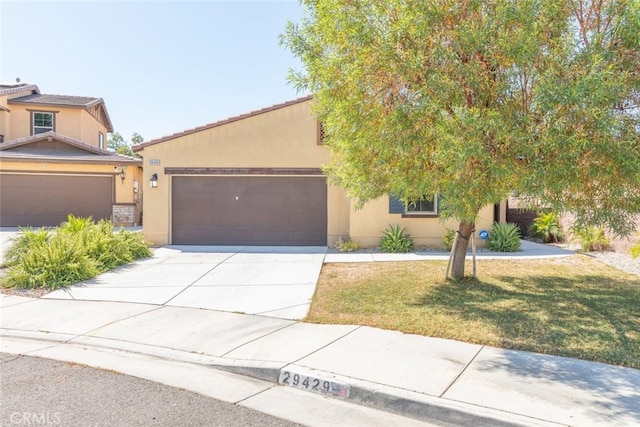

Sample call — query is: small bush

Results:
[630,240,640,258]
[571,227,611,252]
[487,222,521,252]
[335,237,359,252]
[529,211,564,243]
[379,224,413,253]
[2,215,151,290]
[443,229,455,251]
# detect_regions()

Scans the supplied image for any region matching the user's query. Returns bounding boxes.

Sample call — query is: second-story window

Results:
[99,132,104,149]
[33,112,54,134]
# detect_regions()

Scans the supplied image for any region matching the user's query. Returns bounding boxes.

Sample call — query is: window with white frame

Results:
[389,194,440,216]
[99,132,104,149]
[32,112,54,134]
[406,196,438,214]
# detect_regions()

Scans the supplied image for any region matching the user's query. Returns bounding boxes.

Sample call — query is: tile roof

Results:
[0,83,40,96]
[133,95,313,152]
[0,132,141,164]
[1,82,115,133]
[8,93,102,107]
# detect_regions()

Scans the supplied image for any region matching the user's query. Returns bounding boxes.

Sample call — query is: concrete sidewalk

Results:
[2,295,639,426]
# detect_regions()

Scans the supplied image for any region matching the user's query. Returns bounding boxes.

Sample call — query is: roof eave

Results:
[133,95,313,152]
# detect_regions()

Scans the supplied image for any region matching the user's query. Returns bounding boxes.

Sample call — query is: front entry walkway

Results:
[44,246,327,320]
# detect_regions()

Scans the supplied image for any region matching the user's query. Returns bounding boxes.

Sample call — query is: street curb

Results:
[1,332,560,427]
[215,362,561,427]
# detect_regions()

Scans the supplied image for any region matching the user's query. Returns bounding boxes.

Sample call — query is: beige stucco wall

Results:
[0,110,6,140]
[1,104,108,145]
[347,197,495,248]
[80,110,109,146]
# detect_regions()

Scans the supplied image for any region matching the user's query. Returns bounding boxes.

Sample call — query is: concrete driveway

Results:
[43,246,327,320]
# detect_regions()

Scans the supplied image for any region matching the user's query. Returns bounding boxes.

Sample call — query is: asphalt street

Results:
[0,353,301,427]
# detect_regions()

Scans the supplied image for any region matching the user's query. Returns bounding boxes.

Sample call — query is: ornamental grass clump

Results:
[2,215,151,290]
[379,224,413,253]
[487,222,521,252]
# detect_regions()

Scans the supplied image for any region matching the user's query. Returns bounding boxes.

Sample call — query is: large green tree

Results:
[282,0,640,278]
[108,132,143,158]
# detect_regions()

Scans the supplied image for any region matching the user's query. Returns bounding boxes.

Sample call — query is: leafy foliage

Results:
[282,0,640,277]
[630,240,640,258]
[443,229,455,251]
[529,212,564,243]
[2,215,151,289]
[571,227,611,252]
[379,224,413,253]
[2,227,51,268]
[335,237,359,252]
[487,223,522,252]
[108,132,143,158]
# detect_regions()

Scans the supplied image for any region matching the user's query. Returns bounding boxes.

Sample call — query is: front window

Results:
[33,112,54,134]
[406,196,438,214]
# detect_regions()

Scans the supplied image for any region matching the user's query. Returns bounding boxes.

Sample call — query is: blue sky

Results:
[1,0,307,142]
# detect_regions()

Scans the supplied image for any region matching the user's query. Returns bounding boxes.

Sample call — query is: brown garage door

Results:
[0,173,114,227]
[172,176,327,245]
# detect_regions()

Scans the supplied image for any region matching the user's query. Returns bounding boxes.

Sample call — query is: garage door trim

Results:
[165,167,323,176]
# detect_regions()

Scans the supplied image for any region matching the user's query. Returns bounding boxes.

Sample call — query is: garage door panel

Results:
[288,212,325,229]
[172,176,327,245]
[288,231,327,244]
[250,194,288,213]
[0,174,113,227]
[289,195,326,213]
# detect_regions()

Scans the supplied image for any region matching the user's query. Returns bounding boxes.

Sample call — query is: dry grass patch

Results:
[309,255,640,368]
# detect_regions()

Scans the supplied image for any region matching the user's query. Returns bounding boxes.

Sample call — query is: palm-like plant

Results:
[529,212,563,243]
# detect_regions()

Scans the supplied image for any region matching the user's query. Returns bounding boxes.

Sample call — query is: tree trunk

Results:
[450,222,475,279]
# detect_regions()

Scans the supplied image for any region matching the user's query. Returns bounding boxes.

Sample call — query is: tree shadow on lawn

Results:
[417,274,640,424]
[417,274,640,367]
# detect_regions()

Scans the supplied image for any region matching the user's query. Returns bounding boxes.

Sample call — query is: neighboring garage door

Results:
[172,176,327,245]
[0,173,114,227]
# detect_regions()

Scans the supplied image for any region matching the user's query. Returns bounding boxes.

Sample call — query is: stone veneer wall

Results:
[112,204,136,226]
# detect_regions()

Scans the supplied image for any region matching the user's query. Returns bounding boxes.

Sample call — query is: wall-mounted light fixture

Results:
[150,173,158,188]
[114,166,126,184]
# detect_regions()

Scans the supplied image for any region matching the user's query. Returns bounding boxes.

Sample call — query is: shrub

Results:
[3,231,99,289]
[443,229,455,251]
[630,241,640,259]
[379,224,413,253]
[335,237,359,252]
[571,226,611,252]
[487,222,522,252]
[2,215,151,290]
[2,227,51,267]
[529,211,564,243]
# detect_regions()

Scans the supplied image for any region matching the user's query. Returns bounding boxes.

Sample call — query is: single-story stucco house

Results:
[133,96,501,247]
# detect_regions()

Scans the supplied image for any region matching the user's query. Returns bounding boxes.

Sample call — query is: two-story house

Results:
[0,82,143,227]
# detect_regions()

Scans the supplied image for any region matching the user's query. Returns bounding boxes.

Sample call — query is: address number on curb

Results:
[278,370,350,399]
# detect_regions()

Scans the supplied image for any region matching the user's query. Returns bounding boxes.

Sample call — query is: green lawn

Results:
[308,255,640,368]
